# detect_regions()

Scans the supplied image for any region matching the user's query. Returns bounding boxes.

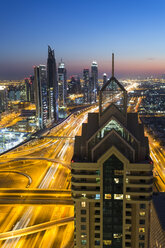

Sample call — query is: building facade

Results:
[58,61,67,106]
[34,65,47,129]
[47,45,58,122]
[71,75,153,248]
[83,69,90,104]
[91,61,98,103]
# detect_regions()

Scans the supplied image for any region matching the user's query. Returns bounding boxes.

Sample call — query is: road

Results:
[0,106,96,248]
[0,82,140,247]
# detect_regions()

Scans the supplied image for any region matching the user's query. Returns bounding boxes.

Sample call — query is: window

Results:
[114,170,123,175]
[126,178,129,183]
[114,178,119,184]
[139,235,145,240]
[81,210,86,215]
[81,217,86,222]
[103,240,112,245]
[81,233,87,238]
[139,228,145,233]
[113,233,122,238]
[81,240,87,245]
[126,195,131,200]
[95,240,100,245]
[140,204,146,209]
[105,194,111,199]
[140,211,145,216]
[139,219,145,225]
[95,194,100,200]
[81,225,86,230]
[114,194,123,200]
[81,202,86,207]
[82,193,86,198]
[139,243,145,248]
[96,178,100,183]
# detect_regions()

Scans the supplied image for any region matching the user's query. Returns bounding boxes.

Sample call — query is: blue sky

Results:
[1,0,165,79]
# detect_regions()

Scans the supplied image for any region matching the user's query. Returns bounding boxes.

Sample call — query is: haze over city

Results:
[1,0,165,79]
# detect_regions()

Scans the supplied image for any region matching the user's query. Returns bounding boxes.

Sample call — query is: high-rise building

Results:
[91,61,98,103]
[71,57,152,248]
[103,73,107,86]
[83,69,89,103]
[58,60,67,106]
[47,45,58,122]
[34,65,47,129]
[0,86,7,113]
[25,77,34,102]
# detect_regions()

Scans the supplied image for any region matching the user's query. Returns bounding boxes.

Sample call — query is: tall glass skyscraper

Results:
[34,65,47,129]
[58,60,67,106]
[47,46,58,122]
[91,61,98,103]
[83,69,89,103]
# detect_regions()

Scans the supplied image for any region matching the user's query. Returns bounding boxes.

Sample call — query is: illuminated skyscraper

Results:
[91,61,98,103]
[58,60,67,106]
[47,45,58,122]
[103,73,107,86]
[83,69,89,103]
[72,55,152,248]
[34,65,47,129]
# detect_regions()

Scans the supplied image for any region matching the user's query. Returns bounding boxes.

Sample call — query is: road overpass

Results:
[0,216,74,241]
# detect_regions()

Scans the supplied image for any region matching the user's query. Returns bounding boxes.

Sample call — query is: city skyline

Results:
[1,0,165,79]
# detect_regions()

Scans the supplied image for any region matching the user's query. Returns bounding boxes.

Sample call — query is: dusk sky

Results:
[1,0,165,79]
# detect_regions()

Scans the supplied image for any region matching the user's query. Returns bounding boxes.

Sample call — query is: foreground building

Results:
[71,58,153,248]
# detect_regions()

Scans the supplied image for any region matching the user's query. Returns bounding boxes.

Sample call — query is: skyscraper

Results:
[91,61,98,103]
[47,45,58,122]
[83,69,89,103]
[58,60,67,106]
[103,73,107,86]
[72,57,152,248]
[34,65,47,129]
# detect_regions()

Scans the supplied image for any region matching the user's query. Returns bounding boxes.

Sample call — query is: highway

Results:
[0,82,141,247]
[0,106,95,248]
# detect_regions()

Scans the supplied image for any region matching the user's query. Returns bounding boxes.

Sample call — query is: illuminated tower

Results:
[34,65,47,129]
[83,69,89,103]
[58,60,67,106]
[91,61,98,103]
[72,54,152,248]
[47,45,58,122]
[103,73,107,86]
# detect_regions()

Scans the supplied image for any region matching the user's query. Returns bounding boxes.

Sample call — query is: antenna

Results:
[112,53,114,77]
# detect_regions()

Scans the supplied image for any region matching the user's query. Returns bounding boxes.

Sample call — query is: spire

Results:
[112,53,114,77]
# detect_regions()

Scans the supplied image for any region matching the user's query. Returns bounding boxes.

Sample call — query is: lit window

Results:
[95,194,100,200]
[82,193,86,198]
[103,240,112,245]
[105,194,111,199]
[81,233,87,238]
[126,195,131,200]
[114,194,123,200]
[139,228,145,233]
[113,233,122,238]
[81,201,86,207]
[139,212,145,217]
[96,178,100,183]
[114,178,119,184]
[81,240,87,245]
[114,170,123,175]
[126,178,129,183]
